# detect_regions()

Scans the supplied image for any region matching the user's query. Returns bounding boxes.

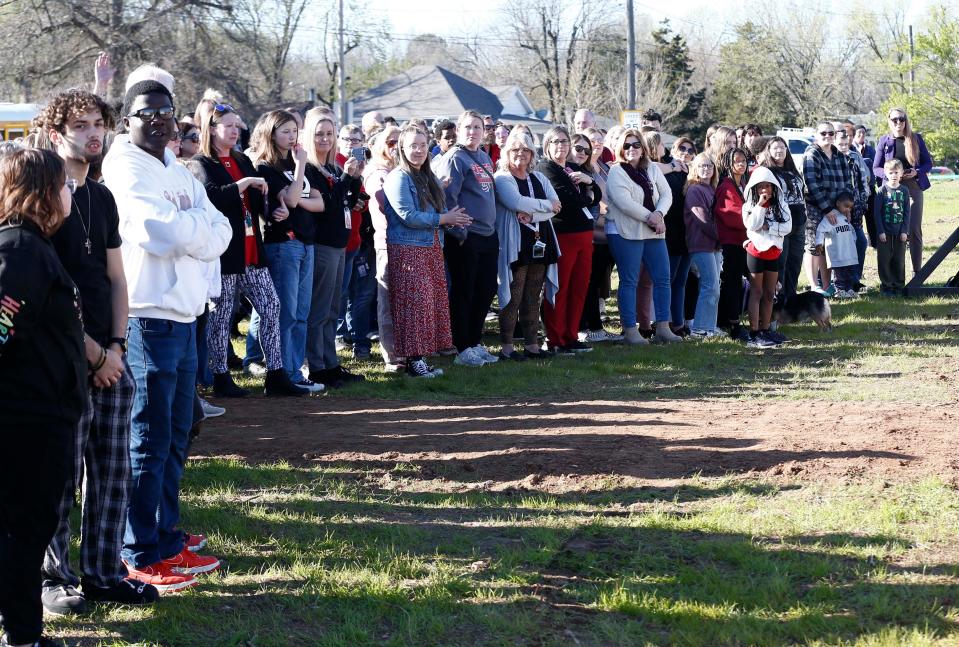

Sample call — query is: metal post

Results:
[909,24,915,96]
[626,0,636,110]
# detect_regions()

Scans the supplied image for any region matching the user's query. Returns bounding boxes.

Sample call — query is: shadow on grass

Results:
[50,506,956,647]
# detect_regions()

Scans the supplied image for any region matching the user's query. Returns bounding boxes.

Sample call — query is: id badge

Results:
[532,239,547,259]
[344,207,352,229]
[582,207,594,220]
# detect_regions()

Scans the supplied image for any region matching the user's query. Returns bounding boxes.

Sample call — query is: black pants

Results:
[778,205,807,300]
[580,243,615,331]
[0,422,73,645]
[444,231,499,352]
[719,243,748,329]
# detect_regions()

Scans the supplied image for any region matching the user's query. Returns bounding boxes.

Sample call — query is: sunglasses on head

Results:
[623,141,644,150]
[889,116,907,124]
[819,130,836,137]
[213,103,235,113]
[128,105,175,121]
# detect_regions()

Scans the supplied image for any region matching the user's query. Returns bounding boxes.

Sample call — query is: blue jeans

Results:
[123,317,196,568]
[689,251,722,332]
[608,234,671,326]
[854,225,868,283]
[244,309,262,367]
[264,240,314,380]
[668,254,692,327]
[337,246,376,350]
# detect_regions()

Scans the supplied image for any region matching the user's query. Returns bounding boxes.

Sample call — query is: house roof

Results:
[351,65,505,121]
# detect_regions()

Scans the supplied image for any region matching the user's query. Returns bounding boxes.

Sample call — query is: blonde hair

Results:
[498,129,537,172]
[708,126,736,161]
[367,124,400,169]
[883,158,904,173]
[302,109,337,168]
[614,128,649,168]
[685,153,718,191]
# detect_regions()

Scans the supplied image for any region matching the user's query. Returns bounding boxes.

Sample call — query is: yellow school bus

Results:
[0,103,41,141]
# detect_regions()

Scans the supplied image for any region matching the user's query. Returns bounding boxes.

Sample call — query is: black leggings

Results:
[580,243,615,331]
[719,243,748,329]
[444,232,499,352]
[0,422,73,645]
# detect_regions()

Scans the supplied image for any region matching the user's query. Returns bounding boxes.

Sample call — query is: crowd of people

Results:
[0,55,934,645]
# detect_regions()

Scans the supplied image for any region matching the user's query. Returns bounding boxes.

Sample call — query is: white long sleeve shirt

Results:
[815,214,858,269]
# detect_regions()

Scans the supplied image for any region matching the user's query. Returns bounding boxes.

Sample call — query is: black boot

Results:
[213,372,248,398]
[264,369,306,396]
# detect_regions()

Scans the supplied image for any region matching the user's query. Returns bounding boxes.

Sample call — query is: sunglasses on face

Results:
[385,139,398,147]
[128,106,175,121]
[819,130,836,137]
[623,141,644,150]
[573,145,590,154]
[484,125,495,131]
[889,116,907,124]
[678,145,695,154]
[182,133,199,142]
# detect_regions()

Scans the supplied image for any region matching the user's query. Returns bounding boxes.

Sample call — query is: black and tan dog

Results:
[772,291,833,332]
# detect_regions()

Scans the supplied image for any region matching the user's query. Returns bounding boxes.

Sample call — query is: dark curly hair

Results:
[33,88,116,136]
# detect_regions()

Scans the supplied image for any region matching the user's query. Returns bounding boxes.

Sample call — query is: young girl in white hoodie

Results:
[742,167,791,347]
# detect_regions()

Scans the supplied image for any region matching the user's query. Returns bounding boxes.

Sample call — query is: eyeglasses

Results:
[700,164,715,169]
[678,145,695,154]
[550,139,570,146]
[484,125,495,131]
[573,145,590,154]
[65,178,78,194]
[127,106,175,122]
[213,103,235,113]
[819,130,836,137]
[340,136,362,144]
[171,131,182,141]
[889,116,907,124]
[623,141,644,150]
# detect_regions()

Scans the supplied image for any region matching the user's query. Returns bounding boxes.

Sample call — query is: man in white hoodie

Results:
[102,79,232,593]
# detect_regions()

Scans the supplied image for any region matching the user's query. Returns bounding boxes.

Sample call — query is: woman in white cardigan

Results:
[494,130,562,360]
[605,129,682,344]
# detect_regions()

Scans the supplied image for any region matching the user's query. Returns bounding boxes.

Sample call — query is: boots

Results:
[212,371,248,398]
[654,321,683,343]
[264,369,306,397]
[623,326,649,345]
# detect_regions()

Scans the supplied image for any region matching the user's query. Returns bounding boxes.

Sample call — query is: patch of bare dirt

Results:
[193,397,959,491]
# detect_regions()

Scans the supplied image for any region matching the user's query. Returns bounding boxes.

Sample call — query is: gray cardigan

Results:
[493,170,561,307]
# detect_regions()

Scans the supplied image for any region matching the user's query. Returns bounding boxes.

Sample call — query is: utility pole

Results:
[337,0,347,125]
[626,0,636,110]
[909,24,915,96]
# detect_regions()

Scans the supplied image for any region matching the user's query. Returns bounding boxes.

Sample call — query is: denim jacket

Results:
[384,168,444,248]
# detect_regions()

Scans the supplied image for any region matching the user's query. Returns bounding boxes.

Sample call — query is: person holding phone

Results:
[188,104,304,397]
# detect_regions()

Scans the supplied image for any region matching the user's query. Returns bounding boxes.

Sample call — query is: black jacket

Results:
[188,154,267,274]
[0,220,86,427]
[535,160,602,234]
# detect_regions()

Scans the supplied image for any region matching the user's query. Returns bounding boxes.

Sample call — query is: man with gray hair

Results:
[573,109,596,133]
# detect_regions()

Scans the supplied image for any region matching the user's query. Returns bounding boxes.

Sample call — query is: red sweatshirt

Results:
[713,176,747,245]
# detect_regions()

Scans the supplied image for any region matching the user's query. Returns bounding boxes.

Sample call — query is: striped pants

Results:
[43,358,135,588]
[208,266,282,373]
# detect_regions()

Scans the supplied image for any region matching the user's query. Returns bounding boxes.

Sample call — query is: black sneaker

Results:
[309,368,343,389]
[498,350,527,362]
[334,365,366,383]
[41,583,87,615]
[548,344,575,355]
[763,329,787,345]
[565,340,593,353]
[82,577,159,605]
[746,331,776,349]
[524,348,554,360]
[212,372,248,398]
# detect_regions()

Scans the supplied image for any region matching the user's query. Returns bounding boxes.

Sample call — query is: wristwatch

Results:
[108,337,128,354]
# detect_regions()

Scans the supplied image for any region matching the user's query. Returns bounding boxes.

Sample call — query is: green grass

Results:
[49,185,959,646]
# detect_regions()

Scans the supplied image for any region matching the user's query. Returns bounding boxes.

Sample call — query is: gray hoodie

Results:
[435,146,497,237]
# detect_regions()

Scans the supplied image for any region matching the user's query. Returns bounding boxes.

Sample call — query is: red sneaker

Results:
[162,546,220,575]
[184,532,208,552]
[124,561,198,593]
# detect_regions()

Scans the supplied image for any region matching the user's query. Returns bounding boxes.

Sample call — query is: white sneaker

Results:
[472,345,498,363]
[384,362,405,373]
[200,398,225,419]
[294,378,325,393]
[406,358,439,378]
[690,328,725,338]
[584,329,624,343]
[426,363,444,377]
[454,347,486,367]
[244,362,267,377]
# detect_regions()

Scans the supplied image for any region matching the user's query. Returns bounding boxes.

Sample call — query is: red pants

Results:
[544,231,593,347]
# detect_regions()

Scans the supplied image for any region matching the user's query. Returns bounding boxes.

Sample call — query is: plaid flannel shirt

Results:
[803,144,852,221]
